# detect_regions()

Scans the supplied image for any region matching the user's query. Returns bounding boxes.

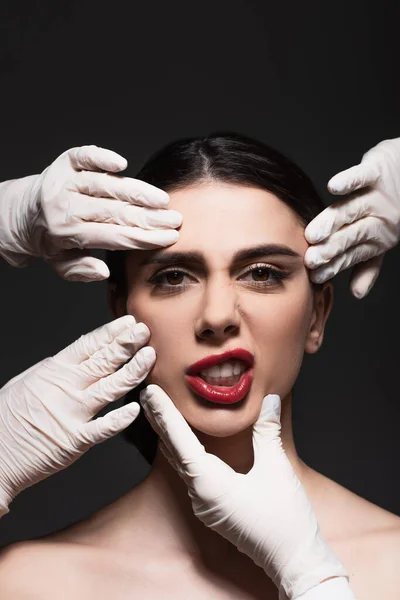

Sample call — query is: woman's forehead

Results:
[167,183,308,254]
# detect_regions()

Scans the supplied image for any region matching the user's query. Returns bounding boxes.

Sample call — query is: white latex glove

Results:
[140,386,356,600]
[0,145,182,281]
[304,137,400,298]
[0,315,156,517]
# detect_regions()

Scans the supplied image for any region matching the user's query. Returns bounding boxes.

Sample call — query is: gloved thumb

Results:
[327,161,380,195]
[252,394,282,465]
[47,251,110,282]
[349,254,384,299]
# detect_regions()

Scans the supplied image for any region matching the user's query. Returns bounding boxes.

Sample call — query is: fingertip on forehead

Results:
[135,179,170,205]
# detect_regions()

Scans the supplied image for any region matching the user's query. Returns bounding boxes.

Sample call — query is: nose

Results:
[195,278,241,342]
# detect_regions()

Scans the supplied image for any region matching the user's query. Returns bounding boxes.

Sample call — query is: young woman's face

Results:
[120,182,331,439]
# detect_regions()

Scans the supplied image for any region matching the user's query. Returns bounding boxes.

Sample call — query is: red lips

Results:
[185,348,255,405]
[186,348,254,376]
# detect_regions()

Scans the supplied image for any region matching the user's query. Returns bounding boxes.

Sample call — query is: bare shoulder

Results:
[0,540,59,599]
[0,539,97,599]
[329,499,400,600]
[308,470,400,599]
[342,523,400,600]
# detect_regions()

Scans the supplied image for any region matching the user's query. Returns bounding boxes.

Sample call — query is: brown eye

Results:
[252,267,270,281]
[238,264,288,286]
[149,268,195,289]
[165,270,184,285]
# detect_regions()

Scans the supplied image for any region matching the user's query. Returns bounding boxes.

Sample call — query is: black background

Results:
[0,0,399,547]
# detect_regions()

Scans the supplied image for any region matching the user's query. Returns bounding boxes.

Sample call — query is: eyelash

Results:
[148,263,289,292]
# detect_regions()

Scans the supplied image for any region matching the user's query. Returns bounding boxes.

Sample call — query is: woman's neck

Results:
[177,391,305,475]
[87,392,315,566]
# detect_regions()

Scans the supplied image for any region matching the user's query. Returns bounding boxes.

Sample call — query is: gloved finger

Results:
[141,395,205,483]
[327,161,380,195]
[309,242,381,284]
[349,254,384,299]
[158,439,188,481]
[158,439,177,469]
[73,171,169,208]
[252,395,282,468]
[140,399,179,466]
[46,250,110,282]
[304,191,375,244]
[304,216,383,268]
[68,145,128,173]
[80,322,150,382]
[61,222,179,251]
[73,196,182,229]
[56,315,136,365]
[77,401,141,446]
[84,346,155,413]
[140,384,207,476]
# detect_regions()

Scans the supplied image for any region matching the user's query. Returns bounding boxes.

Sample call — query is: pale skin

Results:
[1,182,400,599]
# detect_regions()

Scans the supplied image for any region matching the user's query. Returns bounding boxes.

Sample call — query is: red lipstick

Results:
[185,348,254,405]
[186,348,254,375]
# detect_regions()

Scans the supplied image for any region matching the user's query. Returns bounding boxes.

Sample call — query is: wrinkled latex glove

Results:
[0,145,182,281]
[140,386,356,600]
[0,315,156,517]
[304,137,400,299]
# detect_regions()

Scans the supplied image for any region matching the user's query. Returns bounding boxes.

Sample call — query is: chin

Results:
[179,396,260,438]
[148,375,275,437]
[190,422,252,438]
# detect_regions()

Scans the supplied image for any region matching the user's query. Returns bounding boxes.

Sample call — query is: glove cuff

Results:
[286,576,357,600]
[274,528,349,599]
[0,174,42,264]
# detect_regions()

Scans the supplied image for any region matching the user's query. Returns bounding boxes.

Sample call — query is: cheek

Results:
[269,295,312,347]
[251,286,313,396]
[126,292,191,386]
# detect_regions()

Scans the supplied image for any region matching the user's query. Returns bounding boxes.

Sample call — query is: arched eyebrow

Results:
[138,244,301,269]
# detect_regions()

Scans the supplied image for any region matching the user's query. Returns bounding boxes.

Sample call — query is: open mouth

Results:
[185,350,254,404]
[186,360,253,404]
[197,359,248,387]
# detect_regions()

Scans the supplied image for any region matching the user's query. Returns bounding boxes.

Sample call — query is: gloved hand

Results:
[304,137,400,298]
[0,145,182,282]
[140,386,356,600]
[0,315,155,517]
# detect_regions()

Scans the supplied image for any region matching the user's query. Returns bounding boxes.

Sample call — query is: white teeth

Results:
[233,362,241,375]
[201,373,241,386]
[199,359,246,380]
[220,363,232,377]
[208,365,221,378]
